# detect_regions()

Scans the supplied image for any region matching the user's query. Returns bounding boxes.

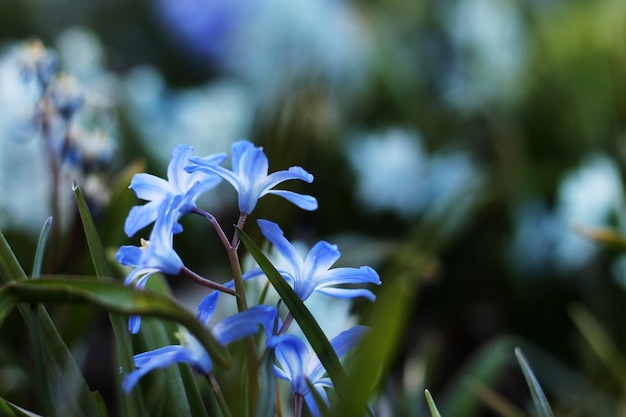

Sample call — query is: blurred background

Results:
[0,0,624,416]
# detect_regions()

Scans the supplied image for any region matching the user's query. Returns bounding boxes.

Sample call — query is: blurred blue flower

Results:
[125,144,226,237]
[18,40,58,86]
[187,140,317,215]
[117,195,185,333]
[244,219,381,301]
[123,294,277,392]
[269,325,368,417]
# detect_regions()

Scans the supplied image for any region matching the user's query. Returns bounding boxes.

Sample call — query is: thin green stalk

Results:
[30,218,56,416]
[195,210,259,412]
[207,372,233,417]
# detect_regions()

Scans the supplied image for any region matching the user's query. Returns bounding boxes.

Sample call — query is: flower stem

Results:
[179,267,238,296]
[278,312,295,336]
[294,393,304,417]
[206,372,233,417]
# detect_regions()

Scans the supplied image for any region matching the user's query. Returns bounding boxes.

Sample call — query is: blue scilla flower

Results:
[186,140,318,215]
[117,195,185,333]
[124,144,227,237]
[123,292,277,392]
[244,219,381,302]
[270,325,368,417]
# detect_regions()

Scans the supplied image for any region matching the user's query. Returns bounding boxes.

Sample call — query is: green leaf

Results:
[333,274,418,417]
[29,218,57,416]
[0,397,43,417]
[255,349,277,417]
[514,347,555,417]
[0,229,27,281]
[73,181,145,416]
[425,390,443,417]
[0,277,231,368]
[0,229,106,417]
[235,227,347,392]
[32,217,53,278]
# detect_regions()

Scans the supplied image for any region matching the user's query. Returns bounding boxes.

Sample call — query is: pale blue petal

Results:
[237,142,268,182]
[266,190,318,211]
[129,173,171,201]
[315,266,381,287]
[213,305,277,345]
[274,335,310,395]
[116,245,143,267]
[168,144,194,191]
[230,140,254,174]
[303,241,341,277]
[330,325,369,358]
[197,291,220,327]
[258,219,303,272]
[308,326,369,382]
[315,287,376,301]
[262,166,314,191]
[122,345,193,392]
[124,201,160,237]
[128,315,142,334]
[187,161,241,192]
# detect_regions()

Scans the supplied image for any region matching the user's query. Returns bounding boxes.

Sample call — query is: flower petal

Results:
[266,190,318,211]
[315,266,381,287]
[213,305,277,345]
[262,166,314,191]
[258,219,303,273]
[273,335,310,395]
[167,144,194,191]
[124,201,161,237]
[303,241,340,278]
[236,142,268,183]
[129,173,171,201]
[122,345,192,392]
[116,245,143,267]
[197,291,220,327]
[314,287,376,301]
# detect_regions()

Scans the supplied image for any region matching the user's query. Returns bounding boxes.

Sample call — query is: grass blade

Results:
[32,217,53,278]
[0,229,105,417]
[514,347,555,417]
[425,389,443,417]
[73,181,145,416]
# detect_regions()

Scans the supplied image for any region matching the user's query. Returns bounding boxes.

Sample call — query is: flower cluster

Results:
[117,139,381,416]
[18,40,116,218]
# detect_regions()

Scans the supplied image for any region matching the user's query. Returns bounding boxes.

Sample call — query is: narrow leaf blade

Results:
[236,227,347,390]
[514,347,555,417]
[74,181,145,416]
[0,278,231,367]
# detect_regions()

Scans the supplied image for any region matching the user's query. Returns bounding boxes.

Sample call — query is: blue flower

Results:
[116,195,185,333]
[270,326,368,417]
[123,293,277,392]
[124,144,226,237]
[244,219,381,302]
[186,140,317,215]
